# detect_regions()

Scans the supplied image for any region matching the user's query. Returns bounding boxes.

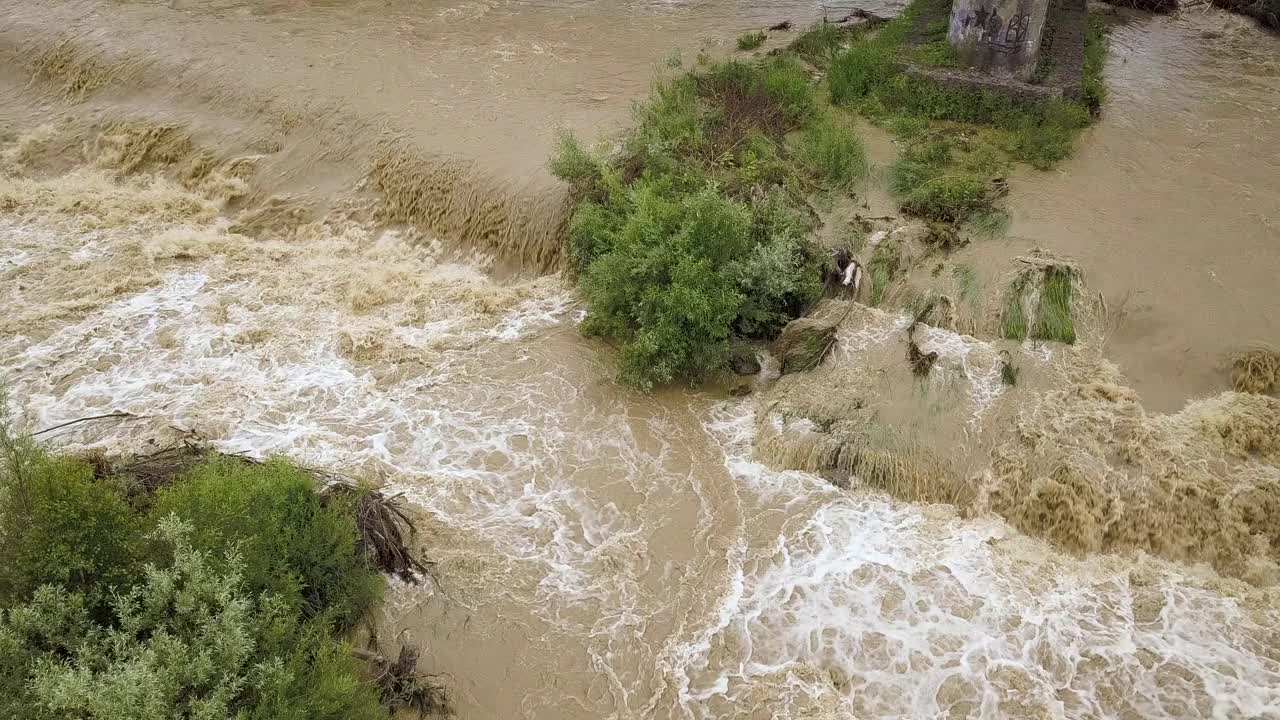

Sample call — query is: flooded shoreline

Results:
[2,1,1280,717]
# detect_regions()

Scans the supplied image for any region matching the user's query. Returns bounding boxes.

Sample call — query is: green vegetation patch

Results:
[1000,265,1079,344]
[552,1,1110,386]
[737,30,767,51]
[0,403,441,720]
[820,2,1110,223]
[552,55,868,390]
[1033,267,1077,344]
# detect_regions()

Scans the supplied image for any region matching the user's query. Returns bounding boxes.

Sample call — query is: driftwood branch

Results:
[33,412,138,437]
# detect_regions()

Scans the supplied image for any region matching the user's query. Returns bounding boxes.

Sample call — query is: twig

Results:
[33,412,138,437]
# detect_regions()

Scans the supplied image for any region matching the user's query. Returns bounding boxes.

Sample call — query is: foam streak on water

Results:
[691,402,1280,720]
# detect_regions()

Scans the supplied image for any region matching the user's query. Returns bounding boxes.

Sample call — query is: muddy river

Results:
[1,1,1278,718]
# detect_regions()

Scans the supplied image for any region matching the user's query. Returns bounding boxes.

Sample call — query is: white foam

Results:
[5,212,1279,720]
[683,401,1280,719]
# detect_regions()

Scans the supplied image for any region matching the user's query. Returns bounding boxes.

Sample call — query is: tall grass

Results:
[1033,268,1077,344]
[795,113,868,188]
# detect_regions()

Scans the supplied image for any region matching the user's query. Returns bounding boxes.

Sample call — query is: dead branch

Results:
[33,411,138,437]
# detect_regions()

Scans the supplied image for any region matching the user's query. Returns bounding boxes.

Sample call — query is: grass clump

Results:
[1012,100,1090,170]
[1033,267,1076,344]
[552,56,865,390]
[1083,14,1110,112]
[0,399,441,720]
[794,112,868,188]
[737,30,767,51]
[1001,288,1029,340]
[791,23,847,65]
[867,241,903,306]
[901,173,991,223]
[1000,262,1080,343]
[890,140,1001,224]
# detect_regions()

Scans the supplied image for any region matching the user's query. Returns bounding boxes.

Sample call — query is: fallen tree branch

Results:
[33,412,138,437]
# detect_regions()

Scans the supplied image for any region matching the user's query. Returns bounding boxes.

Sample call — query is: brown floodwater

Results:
[1004,9,1280,411]
[0,1,1278,718]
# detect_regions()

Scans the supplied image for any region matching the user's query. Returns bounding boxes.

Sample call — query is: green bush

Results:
[4,518,385,720]
[548,130,603,191]
[0,392,413,720]
[150,457,382,630]
[795,112,867,188]
[731,228,826,337]
[579,185,752,389]
[556,57,843,389]
[736,30,767,51]
[0,442,142,609]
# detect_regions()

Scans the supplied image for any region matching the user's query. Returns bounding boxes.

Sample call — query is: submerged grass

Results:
[1034,268,1077,343]
[867,241,903,306]
[1000,263,1079,343]
[737,30,767,51]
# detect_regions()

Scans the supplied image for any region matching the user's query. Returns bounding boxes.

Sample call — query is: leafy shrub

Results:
[736,30,767,51]
[795,113,867,188]
[0,437,141,609]
[4,518,386,720]
[731,229,826,337]
[556,57,841,389]
[548,130,603,191]
[150,457,382,630]
[579,184,752,389]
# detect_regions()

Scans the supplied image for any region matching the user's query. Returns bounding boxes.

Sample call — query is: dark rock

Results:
[729,347,762,375]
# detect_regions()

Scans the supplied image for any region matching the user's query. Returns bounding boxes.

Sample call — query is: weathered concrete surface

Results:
[948,0,1051,80]
[905,0,1087,103]
[1035,0,1088,101]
